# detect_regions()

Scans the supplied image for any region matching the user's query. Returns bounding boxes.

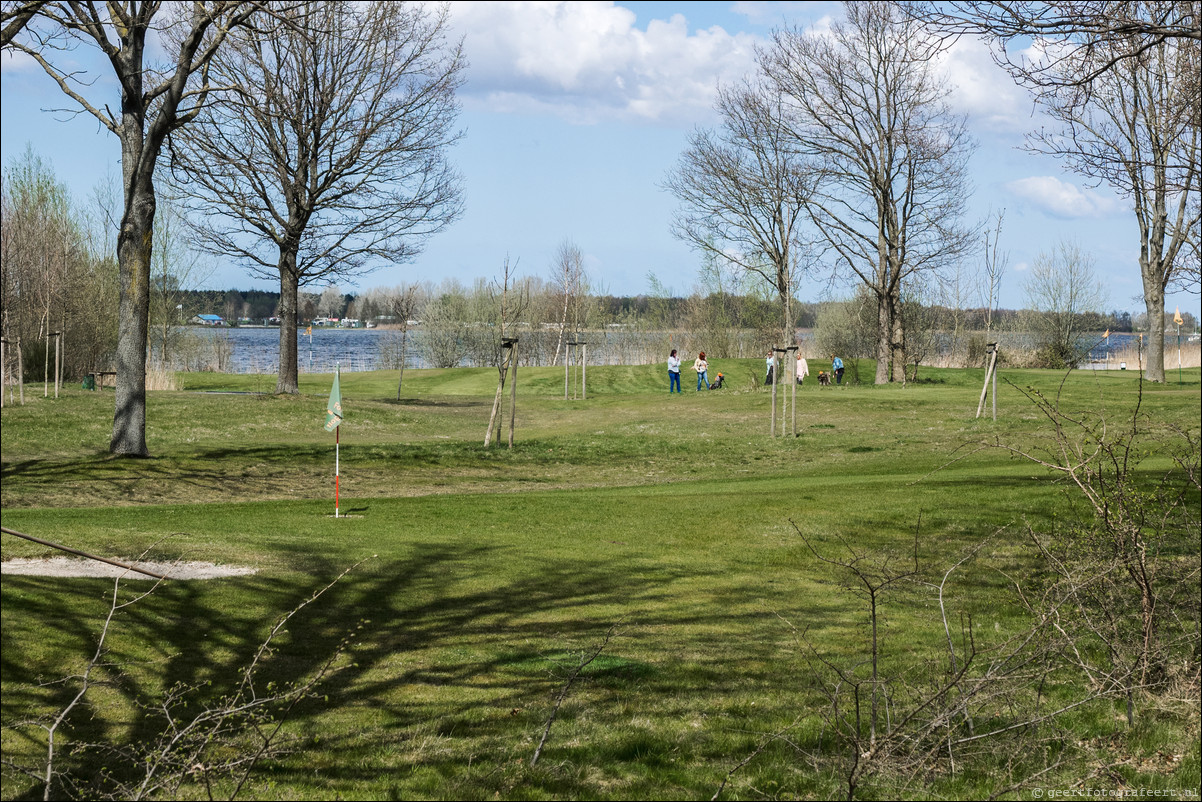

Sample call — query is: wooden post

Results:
[485,350,505,447]
[770,347,778,437]
[54,331,62,398]
[17,337,24,405]
[508,338,519,449]
[991,352,998,422]
[1,338,6,408]
[787,345,798,437]
[565,339,585,401]
[976,344,997,419]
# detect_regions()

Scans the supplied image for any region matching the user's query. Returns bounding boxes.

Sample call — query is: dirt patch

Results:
[1,557,257,580]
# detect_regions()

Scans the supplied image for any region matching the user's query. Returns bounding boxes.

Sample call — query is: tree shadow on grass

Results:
[0,536,842,799]
[383,397,492,409]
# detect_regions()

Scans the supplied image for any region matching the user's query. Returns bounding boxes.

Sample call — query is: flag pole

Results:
[335,422,340,518]
[335,362,340,518]
[324,362,344,518]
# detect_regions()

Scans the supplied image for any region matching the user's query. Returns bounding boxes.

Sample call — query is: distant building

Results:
[192,314,225,326]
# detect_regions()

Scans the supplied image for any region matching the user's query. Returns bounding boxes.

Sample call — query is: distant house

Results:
[192,314,225,326]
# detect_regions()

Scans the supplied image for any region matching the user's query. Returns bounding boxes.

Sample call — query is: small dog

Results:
[817,371,831,387]
[708,373,725,390]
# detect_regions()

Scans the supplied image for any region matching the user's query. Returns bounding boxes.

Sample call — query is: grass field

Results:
[2,360,1199,800]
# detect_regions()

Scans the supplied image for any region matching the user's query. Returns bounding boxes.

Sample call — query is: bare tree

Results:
[1022,240,1108,367]
[148,193,208,370]
[664,80,813,346]
[1023,28,1199,383]
[167,1,464,394]
[484,257,527,448]
[979,208,1009,334]
[549,239,587,366]
[906,1,1201,93]
[420,279,470,369]
[0,0,49,47]
[318,285,344,320]
[762,2,976,384]
[7,1,261,455]
[1,147,116,390]
[362,283,421,399]
[907,2,1200,382]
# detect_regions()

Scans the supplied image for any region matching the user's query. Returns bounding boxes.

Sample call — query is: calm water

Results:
[187,326,1157,375]
[193,327,395,374]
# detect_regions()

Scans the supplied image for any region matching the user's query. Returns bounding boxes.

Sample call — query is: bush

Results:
[1033,341,1082,369]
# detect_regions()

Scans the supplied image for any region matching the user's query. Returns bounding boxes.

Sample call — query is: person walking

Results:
[668,349,682,393]
[693,352,709,391]
[796,352,809,385]
[831,355,845,385]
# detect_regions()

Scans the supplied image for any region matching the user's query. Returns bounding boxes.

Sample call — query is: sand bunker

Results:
[1,557,257,580]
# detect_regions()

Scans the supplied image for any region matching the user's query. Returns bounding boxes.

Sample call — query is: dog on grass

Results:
[817,370,831,387]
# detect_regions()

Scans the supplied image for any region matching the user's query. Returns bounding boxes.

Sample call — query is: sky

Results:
[1,1,1198,318]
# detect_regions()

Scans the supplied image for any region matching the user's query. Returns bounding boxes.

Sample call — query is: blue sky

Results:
[2,1,1197,317]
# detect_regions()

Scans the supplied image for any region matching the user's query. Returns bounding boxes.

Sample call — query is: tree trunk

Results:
[485,359,506,447]
[891,296,906,384]
[874,294,891,385]
[1140,265,1165,382]
[277,254,301,395]
[554,293,569,366]
[396,327,409,401]
[109,171,154,456]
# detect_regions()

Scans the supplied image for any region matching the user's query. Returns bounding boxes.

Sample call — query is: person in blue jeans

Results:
[831,355,845,385]
[693,352,709,391]
[668,349,682,393]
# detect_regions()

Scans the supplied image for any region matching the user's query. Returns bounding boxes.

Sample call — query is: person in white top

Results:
[668,349,682,393]
[796,353,809,385]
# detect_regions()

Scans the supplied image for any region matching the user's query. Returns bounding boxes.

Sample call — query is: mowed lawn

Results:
[2,361,1199,800]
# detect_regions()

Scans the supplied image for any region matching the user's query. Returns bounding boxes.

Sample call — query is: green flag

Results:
[324,369,343,431]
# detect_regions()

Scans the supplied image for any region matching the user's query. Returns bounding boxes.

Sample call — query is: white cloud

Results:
[935,36,1036,133]
[1005,175,1122,219]
[0,49,38,74]
[448,1,760,125]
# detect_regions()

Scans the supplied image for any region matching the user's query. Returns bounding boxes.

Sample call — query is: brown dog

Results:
[817,371,831,387]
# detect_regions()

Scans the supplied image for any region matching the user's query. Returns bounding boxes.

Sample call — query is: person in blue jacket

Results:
[831,355,845,385]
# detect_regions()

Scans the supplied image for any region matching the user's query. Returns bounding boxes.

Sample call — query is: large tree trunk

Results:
[277,253,301,395]
[890,293,906,384]
[110,129,155,457]
[1140,266,1165,382]
[874,293,891,385]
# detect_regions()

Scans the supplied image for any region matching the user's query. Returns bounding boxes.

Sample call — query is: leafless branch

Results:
[531,620,624,767]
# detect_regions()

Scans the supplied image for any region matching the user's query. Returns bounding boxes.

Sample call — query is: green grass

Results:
[2,361,1199,800]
